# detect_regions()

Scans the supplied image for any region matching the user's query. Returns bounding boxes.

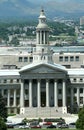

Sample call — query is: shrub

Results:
[76,108,84,129]
[0,117,7,130]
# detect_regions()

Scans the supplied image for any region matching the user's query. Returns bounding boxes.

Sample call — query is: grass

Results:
[8,128,78,130]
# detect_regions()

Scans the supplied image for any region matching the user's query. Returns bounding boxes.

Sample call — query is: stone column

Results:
[62,80,66,107]
[46,79,49,107]
[47,32,49,44]
[54,80,58,107]
[20,80,24,107]
[40,31,42,44]
[7,89,10,107]
[37,31,39,44]
[83,88,84,105]
[37,79,41,107]
[77,87,80,106]
[44,31,46,44]
[2,89,4,96]
[29,79,32,107]
[13,89,16,107]
[71,87,74,107]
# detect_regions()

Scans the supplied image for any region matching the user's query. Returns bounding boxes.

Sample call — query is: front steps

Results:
[16,107,71,118]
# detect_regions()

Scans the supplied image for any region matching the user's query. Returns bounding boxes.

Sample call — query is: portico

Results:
[19,62,67,114]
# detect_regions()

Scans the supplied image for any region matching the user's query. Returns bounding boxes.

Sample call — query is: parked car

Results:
[47,124,56,128]
[57,122,69,128]
[7,124,14,128]
[69,122,76,129]
[19,125,30,129]
[31,125,41,128]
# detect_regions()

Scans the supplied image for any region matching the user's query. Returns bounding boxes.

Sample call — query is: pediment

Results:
[29,65,57,73]
[20,63,67,75]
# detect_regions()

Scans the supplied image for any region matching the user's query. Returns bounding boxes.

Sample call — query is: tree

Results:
[0,94,7,121]
[76,107,84,129]
[0,117,7,130]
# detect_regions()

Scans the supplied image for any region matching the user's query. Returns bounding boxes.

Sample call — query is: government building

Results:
[0,9,84,118]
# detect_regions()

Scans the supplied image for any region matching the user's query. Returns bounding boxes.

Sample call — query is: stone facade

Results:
[0,10,84,118]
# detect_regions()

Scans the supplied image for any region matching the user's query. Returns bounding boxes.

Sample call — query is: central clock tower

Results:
[33,9,53,64]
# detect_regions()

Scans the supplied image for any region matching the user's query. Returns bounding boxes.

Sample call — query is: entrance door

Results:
[41,92,46,107]
[58,99,62,107]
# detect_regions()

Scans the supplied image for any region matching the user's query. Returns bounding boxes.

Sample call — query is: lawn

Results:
[8,128,78,130]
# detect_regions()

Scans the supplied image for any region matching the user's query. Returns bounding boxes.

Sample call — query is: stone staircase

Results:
[16,107,71,118]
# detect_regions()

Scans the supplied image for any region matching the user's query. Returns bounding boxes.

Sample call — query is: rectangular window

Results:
[80,88,83,93]
[70,56,74,61]
[4,89,7,95]
[17,79,19,83]
[29,57,33,62]
[73,78,76,82]
[80,78,83,82]
[59,56,63,62]
[58,89,62,94]
[80,97,83,104]
[75,56,79,61]
[10,79,13,83]
[19,57,22,62]
[24,57,28,62]
[65,56,68,61]
[74,88,77,93]
[4,79,7,83]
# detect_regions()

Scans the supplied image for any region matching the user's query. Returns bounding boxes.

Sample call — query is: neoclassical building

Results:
[0,9,84,117]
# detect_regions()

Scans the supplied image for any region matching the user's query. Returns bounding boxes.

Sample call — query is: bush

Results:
[76,108,84,129]
[0,117,7,130]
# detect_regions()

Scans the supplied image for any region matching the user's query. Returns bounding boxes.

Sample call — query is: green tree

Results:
[0,117,7,130]
[0,95,7,121]
[10,37,19,46]
[76,107,84,129]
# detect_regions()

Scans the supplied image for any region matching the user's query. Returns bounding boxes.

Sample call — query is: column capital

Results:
[37,79,41,82]
[46,79,49,82]
[21,79,24,83]
[54,79,57,82]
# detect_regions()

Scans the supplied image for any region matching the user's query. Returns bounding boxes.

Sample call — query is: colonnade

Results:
[71,87,84,107]
[20,79,66,108]
[37,31,49,45]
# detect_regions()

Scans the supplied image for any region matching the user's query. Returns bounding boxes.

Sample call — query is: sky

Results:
[0,0,84,18]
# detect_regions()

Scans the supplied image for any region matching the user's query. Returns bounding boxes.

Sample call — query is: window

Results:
[4,89,7,95]
[59,56,63,62]
[10,79,13,83]
[75,56,79,61]
[4,79,7,83]
[25,89,28,95]
[80,88,83,93]
[19,57,22,62]
[80,78,83,82]
[73,78,76,82]
[16,89,20,95]
[80,97,83,104]
[74,88,77,93]
[17,79,19,83]
[58,89,62,94]
[29,57,33,62]
[65,56,68,61]
[24,57,28,62]
[70,56,74,61]
[10,89,14,96]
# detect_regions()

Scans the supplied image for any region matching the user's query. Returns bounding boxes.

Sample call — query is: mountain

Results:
[0,0,84,19]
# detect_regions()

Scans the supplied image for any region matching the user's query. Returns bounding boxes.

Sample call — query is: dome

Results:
[39,15,46,19]
[36,23,49,30]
